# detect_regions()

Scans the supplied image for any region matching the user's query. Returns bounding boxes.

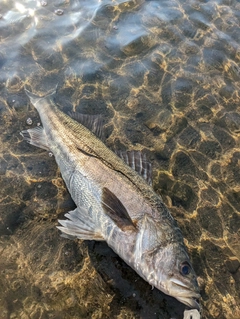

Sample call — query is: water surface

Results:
[0,0,240,318]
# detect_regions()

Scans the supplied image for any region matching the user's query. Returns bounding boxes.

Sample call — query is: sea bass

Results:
[21,88,200,310]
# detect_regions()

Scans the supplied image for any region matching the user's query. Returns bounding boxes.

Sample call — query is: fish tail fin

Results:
[24,85,58,106]
[57,207,104,241]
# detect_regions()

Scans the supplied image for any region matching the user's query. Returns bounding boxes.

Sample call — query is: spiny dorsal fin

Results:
[69,112,104,140]
[116,150,152,185]
[101,187,136,232]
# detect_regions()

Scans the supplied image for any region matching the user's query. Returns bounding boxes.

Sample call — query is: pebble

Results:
[41,1,47,6]
[54,9,64,15]
[26,117,33,125]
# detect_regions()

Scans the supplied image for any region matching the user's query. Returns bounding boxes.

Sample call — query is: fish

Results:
[20,87,201,310]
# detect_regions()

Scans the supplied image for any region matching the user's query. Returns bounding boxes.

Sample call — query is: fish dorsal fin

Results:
[116,150,152,185]
[69,112,104,140]
[101,187,136,232]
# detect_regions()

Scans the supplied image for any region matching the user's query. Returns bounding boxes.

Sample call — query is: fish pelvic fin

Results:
[57,207,104,241]
[20,126,50,151]
[24,85,57,106]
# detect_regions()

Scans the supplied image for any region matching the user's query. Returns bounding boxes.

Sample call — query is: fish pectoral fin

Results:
[116,150,152,186]
[101,187,136,232]
[57,207,104,241]
[20,126,50,151]
[68,112,104,141]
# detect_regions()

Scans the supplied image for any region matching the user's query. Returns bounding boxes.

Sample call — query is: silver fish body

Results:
[21,88,200,310]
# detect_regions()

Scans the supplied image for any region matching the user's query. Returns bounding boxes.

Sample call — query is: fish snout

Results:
[169,278,201,310]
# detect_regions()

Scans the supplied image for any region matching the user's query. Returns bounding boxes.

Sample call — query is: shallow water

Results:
[0,0,240,318]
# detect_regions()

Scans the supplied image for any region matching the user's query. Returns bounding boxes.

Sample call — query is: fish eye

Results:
[180,261,191,276]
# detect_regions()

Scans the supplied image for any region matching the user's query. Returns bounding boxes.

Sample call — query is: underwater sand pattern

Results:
[0,0,240,318]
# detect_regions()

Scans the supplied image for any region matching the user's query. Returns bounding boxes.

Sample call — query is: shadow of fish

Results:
[20,87,200,311]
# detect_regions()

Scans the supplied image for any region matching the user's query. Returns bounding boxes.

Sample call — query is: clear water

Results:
[0,0,240,318]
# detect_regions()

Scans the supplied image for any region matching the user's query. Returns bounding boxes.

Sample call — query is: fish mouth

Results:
[170,278,201,310]
[176,295,200,310]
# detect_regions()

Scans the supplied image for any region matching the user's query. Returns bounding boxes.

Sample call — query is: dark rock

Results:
[212,126,235,150]
[0,159,7,175]
[200,186,219,206]
[225,258,240,274]
[172,151,196,177]
[171,181,198,211]
[198,140,222,159]
[198,206,223,238]
[229,212,240,233]
[178,125,201,148]
[210,163,222,179]
[155,138,176,161]
[227,191,240,212]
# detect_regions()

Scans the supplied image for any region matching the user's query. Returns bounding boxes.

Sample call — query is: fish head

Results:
[157,245,201,310]
[135,214,200,309]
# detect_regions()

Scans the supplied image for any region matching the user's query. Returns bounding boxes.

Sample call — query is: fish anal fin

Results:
[69,112,104,140]
[116,150,152,185]
[57,207,104,241]
[20,126,50,151]
[102,187,136,232]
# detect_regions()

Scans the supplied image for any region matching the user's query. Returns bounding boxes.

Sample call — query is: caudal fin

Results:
[24,85,58,106]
